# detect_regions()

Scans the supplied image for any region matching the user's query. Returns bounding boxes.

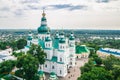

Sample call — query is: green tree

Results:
[103,55,118,70]
[12,52,24,57]
[80,59,94,74]
[0,60,16,74]
[17,39,27,49]
[112,65,120,80]
[78,67,113,80]
[16,54,39,80]
[94,57,102,66]
[28,44,46,64]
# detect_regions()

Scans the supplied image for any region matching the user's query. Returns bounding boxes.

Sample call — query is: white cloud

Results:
[0,0,120,29]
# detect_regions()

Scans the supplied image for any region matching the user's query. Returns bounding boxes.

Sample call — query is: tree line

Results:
[0,44,46,80]
[78,51,120,80]
[0,39,27,50]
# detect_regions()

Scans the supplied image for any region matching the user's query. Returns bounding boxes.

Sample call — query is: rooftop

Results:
[99,48,120,56]
[76,45,90,54]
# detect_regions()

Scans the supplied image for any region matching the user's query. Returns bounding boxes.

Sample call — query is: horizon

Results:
[0,28,120,31]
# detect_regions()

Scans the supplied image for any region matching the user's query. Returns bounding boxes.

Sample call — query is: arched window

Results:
[45,64,47,68]
[49,44,50,47]
[52,66,54,69]
[63,46,64,49]
[60,58,62,62]
[42,36,44,40]
[60,70,62,74]
[40,66,41,69]
[60,46,62,49]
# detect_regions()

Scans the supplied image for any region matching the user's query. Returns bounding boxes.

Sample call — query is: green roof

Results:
[38,25,49,34]
[58,49,65,52]
[44,48,52,50]
[38,71,44,75]
[53,39,59,49]
[50,72,57,78]
[27,36,32,40]
[76,45,90,54]
[50,72,56,75]
[25,46,30,48]
[38,16,49,34]
[46,56,64,64]
[59,32,64,35]
[51,56,57,62]
[38,39,45,48]
[45,37,52,42]
[41,17,46,21]
[69,36,75,40]
[59,38,65,43]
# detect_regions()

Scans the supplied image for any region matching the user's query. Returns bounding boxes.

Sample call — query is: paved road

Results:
[58,58,88,80]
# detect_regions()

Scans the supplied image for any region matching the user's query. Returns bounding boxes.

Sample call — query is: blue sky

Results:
[0,0,120,30]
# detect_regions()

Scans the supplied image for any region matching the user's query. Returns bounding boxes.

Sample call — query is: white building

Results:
[0,48,16,63]
[97,48,120,58]
[25,11,76,77]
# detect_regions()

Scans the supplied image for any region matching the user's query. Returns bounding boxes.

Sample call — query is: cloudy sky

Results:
[0,0,120,30]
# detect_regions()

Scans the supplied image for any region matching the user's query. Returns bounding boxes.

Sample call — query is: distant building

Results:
[97,48,120,58]
[0,48,16,63]
[76,45,90,59]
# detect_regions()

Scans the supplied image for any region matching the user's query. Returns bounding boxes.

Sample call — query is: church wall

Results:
[43,61,51,73]
[44,49,53,60]
[56,63,67,77]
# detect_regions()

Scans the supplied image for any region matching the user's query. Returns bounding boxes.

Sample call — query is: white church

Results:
[25,11,76,77]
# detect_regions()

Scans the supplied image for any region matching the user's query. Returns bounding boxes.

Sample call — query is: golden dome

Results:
[42,10,46,17]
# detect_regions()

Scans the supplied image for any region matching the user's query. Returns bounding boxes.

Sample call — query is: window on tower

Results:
[52,66,54,69]
[49,44,50,47]
[60,58,62,62]
[60,46,62,49]
[60,70,62,74]
[45,64,47,68]
[40,66,41,69]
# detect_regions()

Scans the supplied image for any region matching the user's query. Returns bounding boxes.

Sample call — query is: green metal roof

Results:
[50,72,57,78]
[58,49,65,52]
[41,17,46,21]
[51,56,57,62]
[53,39,59,49]
[59,32,64,35]
[46,56,64,64]
[76,45,90,54]
[50,72,56,75]
[44,48,52,50]
[25,46,30,48]
[38,25,49,34]
[59,38,65,43]
[38,16,49,34]
[38,71,44,75]
[38,39,45,48]
[45,36,52,42]
[27,36,32,40]
[69,36,75,40]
